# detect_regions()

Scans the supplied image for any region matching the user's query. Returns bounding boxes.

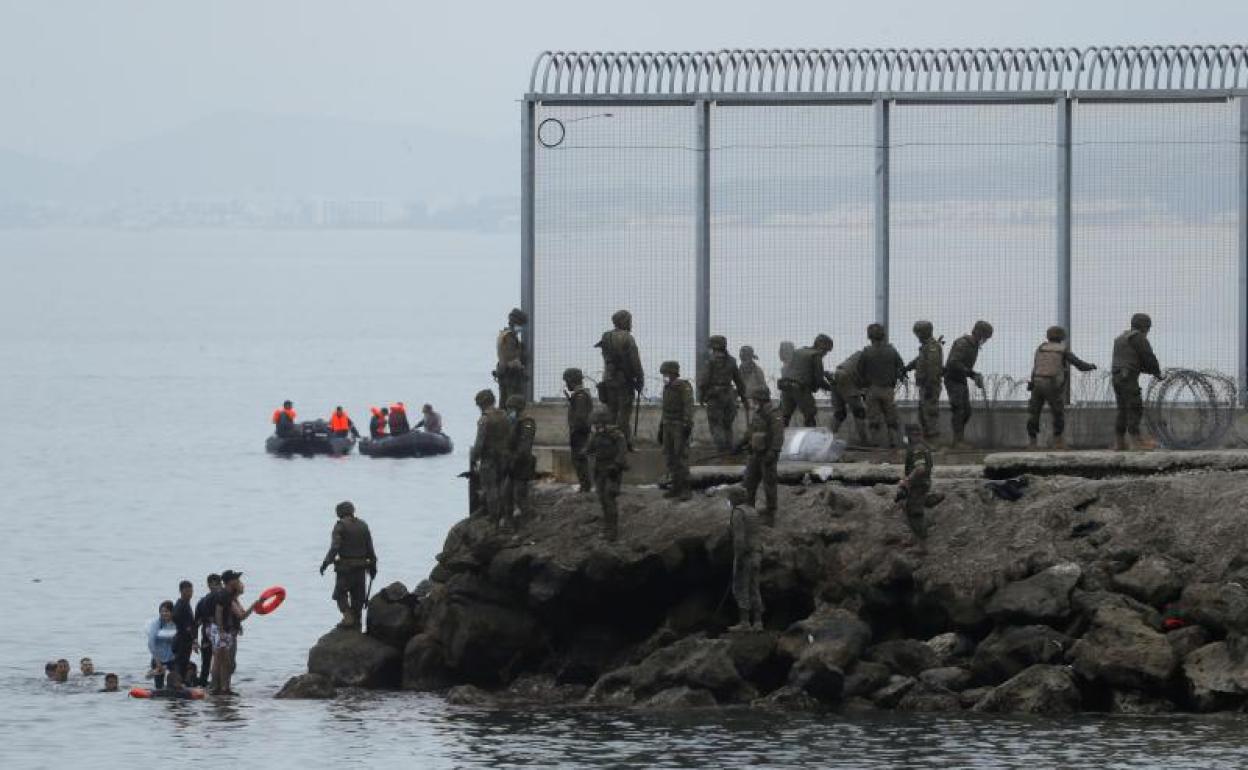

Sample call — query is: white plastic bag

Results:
[780,427,846,463]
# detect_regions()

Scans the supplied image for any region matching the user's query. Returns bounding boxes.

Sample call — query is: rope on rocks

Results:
[1144,368,1237,449]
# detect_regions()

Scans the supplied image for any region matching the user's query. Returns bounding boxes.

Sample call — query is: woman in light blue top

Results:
[147,600,177,689]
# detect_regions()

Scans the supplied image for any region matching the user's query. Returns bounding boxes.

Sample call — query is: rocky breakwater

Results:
[304,460,1248,714]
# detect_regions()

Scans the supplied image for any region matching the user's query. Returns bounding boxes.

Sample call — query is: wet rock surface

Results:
[274,672,336,699]
[302,466,1248,713]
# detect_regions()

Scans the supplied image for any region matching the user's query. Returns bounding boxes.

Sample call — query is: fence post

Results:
[521,98,536,402]
[695,99,711,385]
[1239,96,1248,405]
[1057,97,1073,336]
[874,98,890,327]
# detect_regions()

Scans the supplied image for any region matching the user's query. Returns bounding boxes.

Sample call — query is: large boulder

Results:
[865,639,940,677]
[787,645,847,703]
[366,581,419,648]
[1068,590,1162,636]
[274,673,336,699]
[843,661,891,698]
[777,607,871,666]
[1182,641,1248,711]
[1110,690,1175,714]
[1070,607,1177,690]
[985,562,1082,625]
[624,636,754,703]
[970,625,1070,685]
[1180,583,1248,636]
[919,666,973,692]
[1111,557,1183,607]
[869,675,917,708]
[896,682,962,712]
[642,686,718,709]
[308,628,402,688]
[1166,625,1210,661]
[973,665,1081,714]
[925,632,975,665]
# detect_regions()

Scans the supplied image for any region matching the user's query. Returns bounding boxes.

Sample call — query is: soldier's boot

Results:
[1134,435,1159,451]
[1114,434,1128,451]
[950,431,966,450]
[760,507,777,528]
[729,603,752,632]
[1053,436,1068,451]
[1027,435,1039,450]
[337,609,356,630]
[751,609,765,630]
[676,481,692,502]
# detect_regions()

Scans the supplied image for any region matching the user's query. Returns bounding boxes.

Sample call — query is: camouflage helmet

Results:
[1046,325,1067,343]
[474,389,496,407]
[562,367,584,384]
[508,307,528,326]
[659,360,681,377]
[867,323,886,342]
[505,395,526,411]
[913,319,933,338]
[813,333,834,352]
[972,320,994,340]
[591,407,612,426]
[725,485,749,505]
[708,334,728,351]
[739,345,756,361]
[611,309,632,331]
[1130,312,1152,332]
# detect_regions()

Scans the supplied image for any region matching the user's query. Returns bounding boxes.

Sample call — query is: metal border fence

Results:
[520,45,1248,402]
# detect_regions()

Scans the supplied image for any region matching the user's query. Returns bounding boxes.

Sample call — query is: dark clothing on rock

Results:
[589,425,628,538]
[1111,329,1161,437]
[660,378,695,499]
[566,387,594,491]
[699,351,747,452]
[744,401,785,519]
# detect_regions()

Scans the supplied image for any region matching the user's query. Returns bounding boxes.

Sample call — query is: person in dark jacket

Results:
[193,573,221,686]
[172,580,197,681]
[388,402,411,435]
[320,501,378,630]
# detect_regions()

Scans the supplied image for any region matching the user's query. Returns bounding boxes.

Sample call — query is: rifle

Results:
[457,469,481,515]
[631,385,642,449]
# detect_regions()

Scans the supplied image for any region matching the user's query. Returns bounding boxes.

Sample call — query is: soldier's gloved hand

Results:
[319,562,328,576]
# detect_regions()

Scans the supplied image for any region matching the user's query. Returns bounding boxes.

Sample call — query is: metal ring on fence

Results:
[537,118,566,148]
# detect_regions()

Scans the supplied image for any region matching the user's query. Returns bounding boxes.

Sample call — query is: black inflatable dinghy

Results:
[359,430,453,458]
[265,420,355,456]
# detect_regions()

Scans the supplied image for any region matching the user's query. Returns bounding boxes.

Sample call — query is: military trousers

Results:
[332,567,368,615]
[497,369,526,409]
[829,372,866,432]
[478,460,505,524]
[916,380,942,439]
[732,550,763,624]
[704,387,738,452]
[945,377,974,436]
[1026,378,1066,438]
[744,450,779,515]
[1112,373,1144,436]
[864,384,901,444]
[779,382,817,427]
[661,421,690,495]
[569,427,592,491]
[904,481,931,539]
[594,470,622,538]
[604,381,636,447]
[505,476,533,521]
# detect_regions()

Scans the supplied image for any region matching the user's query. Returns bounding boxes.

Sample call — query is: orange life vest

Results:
[390,402,406,416]
[330,411,350,432]
[271,407,296,424]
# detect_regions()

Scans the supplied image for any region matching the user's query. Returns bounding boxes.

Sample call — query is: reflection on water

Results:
[2,230,1248,768]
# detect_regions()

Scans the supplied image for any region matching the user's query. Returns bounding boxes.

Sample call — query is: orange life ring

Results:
[129,687,152,698]
[255,585,287,615]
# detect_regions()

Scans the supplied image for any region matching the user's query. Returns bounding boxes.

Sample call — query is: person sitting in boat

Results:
[388,402,411,435]
[329,406,360,439]
[369,407,389,439]
[415,404,443,434]
[271,400,297,437]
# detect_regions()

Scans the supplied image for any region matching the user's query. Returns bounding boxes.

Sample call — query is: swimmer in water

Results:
[101,673,119,693]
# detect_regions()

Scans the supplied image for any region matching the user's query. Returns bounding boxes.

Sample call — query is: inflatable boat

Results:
[265,420,355,456]
[359,430,453,458]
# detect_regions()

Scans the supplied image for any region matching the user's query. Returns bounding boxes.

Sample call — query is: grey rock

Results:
[985,562,1082,625]
[446,684,496,706]
[865,639,940,677]
[777,607,871,667]
[1183,641,1248,712]
[919,666,973,692]
[843,661,892,698]
[629,636,753,703]
[642,686,717,709]
[973,665,1081,714]
[896,682,962,712]
[1180,583,1248,636]
[274,673,336,700]
[971,625,1070,685]
[959,686,994,709]
[788,645,846,703]
[366,581,419,648]
[308,628,402,688]
[584,666,638,706]
[1111,557,1183,607]
[1070,607,1177,690]
[755,685,826,712]
[1069,590,1162,635]
[1166,625,1210,661]
[869,675,916,708]
[1110,689,1175,714]
[926,632,975,664]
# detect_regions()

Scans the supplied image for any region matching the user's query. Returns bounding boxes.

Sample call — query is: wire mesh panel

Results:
[1071,100,1240,385]
[889,102,1060,383]
[709,104,875,385]
[533,104,698,399]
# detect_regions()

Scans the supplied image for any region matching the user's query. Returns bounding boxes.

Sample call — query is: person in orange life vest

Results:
[329,406,360,439]
[388,402,410,435]
[369,407,389,439]
[271,400,297,437]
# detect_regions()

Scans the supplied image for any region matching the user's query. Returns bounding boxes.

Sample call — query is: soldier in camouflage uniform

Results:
[777,341,797,420]
[856,323,907,448]
[1027,326,1097,450]
[563,367,594,492]
[659,360,694,501]
[943,320,993,448]
[726,485,764,631]
[698,335,747,452]
[1111,313,1164,451]
[469,389,511,527]
[778,334,833,427]
[905,320,944,441]
[588,407,628,540]
[829,349,869,446]
[596,309,644,450]
[503,395,537,525]
[896,424,934,539]
[742,387,785,525]
[494,308,527,407]
[739,345,768,398]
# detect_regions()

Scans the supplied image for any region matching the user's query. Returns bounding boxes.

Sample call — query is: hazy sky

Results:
[3,0,1246,162]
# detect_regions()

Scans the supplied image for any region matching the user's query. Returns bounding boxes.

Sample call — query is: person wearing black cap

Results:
[210,570,258,695]
[320,501,377,630]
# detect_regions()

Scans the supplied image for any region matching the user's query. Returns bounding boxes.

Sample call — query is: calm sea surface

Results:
[2,229,1247,769]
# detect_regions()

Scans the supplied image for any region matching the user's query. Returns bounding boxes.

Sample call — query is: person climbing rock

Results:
[319,501,377,630]
[726,486,764,631]
[588,407,628,540]
[896,424,934,539]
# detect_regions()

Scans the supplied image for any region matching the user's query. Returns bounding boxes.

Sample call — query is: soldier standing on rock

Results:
[906,320,944,442]
[596,309,644,450]
[320,501,377,630]
[726,486,764,631]
[896,425,933,539]
[857,323,907,449]
[779,334,833,427]
[829,349,868,446]
[1027,326,1096,450]
[659,361,694,502]
[944,320,993,448]
[563,367,594,492]
[742,387,785,525]
[588,408,628,540]
[495,308,528,407]
[504,395,537,526]
[470,389,511,526]
[698,335,747,452]
[739,345,768,399]
[1112,313,1164,451]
